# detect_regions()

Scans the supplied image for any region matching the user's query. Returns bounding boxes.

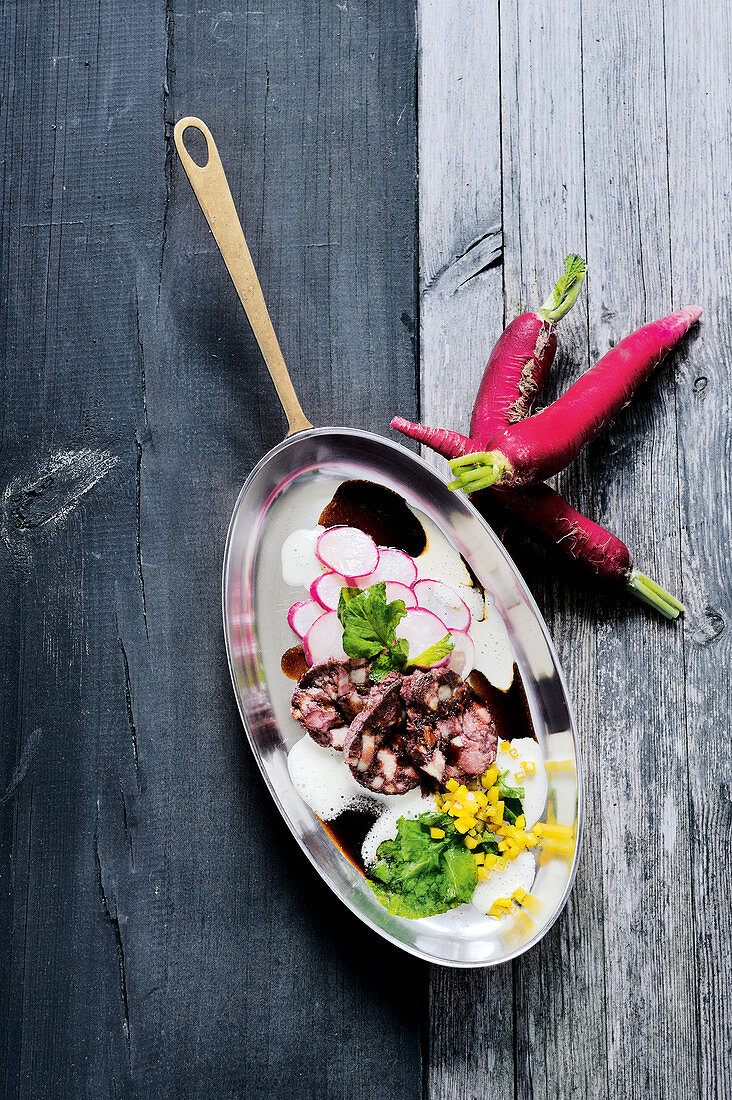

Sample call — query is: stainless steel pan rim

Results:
[221,425,584,968]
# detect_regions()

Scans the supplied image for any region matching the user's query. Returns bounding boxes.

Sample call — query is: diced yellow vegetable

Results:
[430,827,445,839]
[464,835,479,850]
[522,761,536,775]
[499,740,511,752]
[512,887,527,903]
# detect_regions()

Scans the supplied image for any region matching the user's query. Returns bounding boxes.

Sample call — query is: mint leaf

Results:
[370,638,409,682]
[408,633,454,669]
[337,582,409,676]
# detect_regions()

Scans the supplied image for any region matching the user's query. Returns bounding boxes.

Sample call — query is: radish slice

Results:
[369,547,418,587]
[303,611,347,665]
[396,609,449,666]
[315,526,379,581]
[412,579,471,632]
[385,581,417,608]
[447,630,475,679]
[311,571,349,611]
[288,600,325,639]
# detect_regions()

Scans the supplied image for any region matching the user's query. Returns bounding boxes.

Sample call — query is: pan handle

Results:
[174,117,312,436]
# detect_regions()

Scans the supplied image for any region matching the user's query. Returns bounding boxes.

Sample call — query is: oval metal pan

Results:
[223,426,583,967]
[175,118,583,966]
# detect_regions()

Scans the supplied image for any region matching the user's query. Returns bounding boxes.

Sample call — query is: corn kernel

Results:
[430,827,445,839]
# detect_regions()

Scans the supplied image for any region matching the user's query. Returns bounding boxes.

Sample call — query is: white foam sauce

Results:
[283,495,548,921]
[470,849,537,913]
[495,736,548,830]
[281,527,326,587]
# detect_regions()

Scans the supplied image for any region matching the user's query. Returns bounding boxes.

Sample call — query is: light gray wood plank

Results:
[576,3,700,1096]
[418,0,504,469]
[664,3,732,1096]
[418,0,721,1098]
[497,1,612,1094]
[417,4,515,1099]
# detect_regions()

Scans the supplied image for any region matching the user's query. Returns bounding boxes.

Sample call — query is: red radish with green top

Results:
[471,254,587,444]
[390,274,699,617]
[449,305,702,493]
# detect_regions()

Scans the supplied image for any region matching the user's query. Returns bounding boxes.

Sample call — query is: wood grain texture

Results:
[0,2,420,1098]
[418,1,730,1098]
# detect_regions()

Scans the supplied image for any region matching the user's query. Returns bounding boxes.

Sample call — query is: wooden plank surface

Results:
[2,0,731,1098]
[419,1,731,1099]
[0,2,421,1098]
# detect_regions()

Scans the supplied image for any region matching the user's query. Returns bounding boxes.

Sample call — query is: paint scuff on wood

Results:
[0,448,119,559]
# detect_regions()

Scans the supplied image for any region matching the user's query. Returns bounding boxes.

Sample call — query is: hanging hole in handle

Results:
[180,123,210,168]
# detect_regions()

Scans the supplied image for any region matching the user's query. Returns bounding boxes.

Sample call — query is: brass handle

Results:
[174,117,312,436]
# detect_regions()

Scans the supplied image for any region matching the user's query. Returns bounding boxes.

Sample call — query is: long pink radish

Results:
[390,418,477,461]
[471,254,586,444]
[450,306,702,492]
[391,418,684,618]
[501,484,684,617]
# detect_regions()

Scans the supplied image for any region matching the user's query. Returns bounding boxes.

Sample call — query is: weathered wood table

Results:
[2,2,730,1097]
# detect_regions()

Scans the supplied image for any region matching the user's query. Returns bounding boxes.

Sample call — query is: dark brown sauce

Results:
[469,663,536,743]
[318,479,427,557]
[316,808,379,876]
[281,645,308,680]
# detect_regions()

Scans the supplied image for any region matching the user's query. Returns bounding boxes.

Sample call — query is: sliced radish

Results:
[396,609,449,666]
[368,547,418,587]
[412,579,471,632]
[384,581,417,608]
[311,571,349,610]
[288,600,325,639]
[315,526,379,581]
[303,611,347,665]
[447,630,475,679]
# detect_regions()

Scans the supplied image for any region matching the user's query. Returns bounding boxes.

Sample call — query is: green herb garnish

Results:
[497,769,525,825]
[408,634,454,669]
[337,583,413,681]
[368,812,478,918]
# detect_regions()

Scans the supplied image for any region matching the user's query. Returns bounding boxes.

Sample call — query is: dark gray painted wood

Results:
[0,2,420,1098]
